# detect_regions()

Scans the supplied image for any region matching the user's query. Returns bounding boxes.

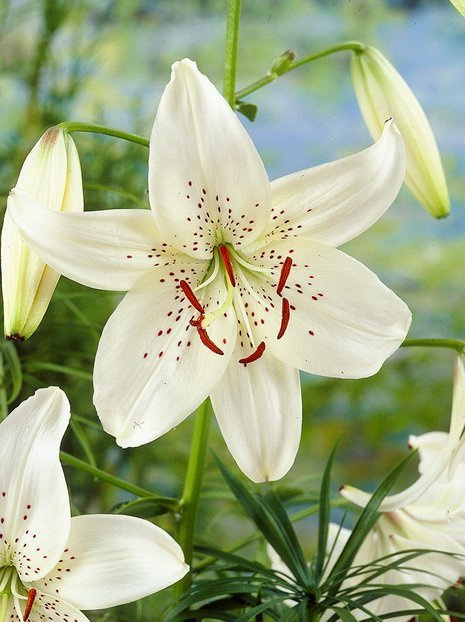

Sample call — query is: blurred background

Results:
[0,0,464,618]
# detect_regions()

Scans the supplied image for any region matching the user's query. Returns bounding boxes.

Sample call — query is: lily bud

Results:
[351,46,450,218]
[1,127,83,340]
[450,0,465,17]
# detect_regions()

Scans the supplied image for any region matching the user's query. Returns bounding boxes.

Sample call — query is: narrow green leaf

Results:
[324,450,416,596]
[112,496,179,519]
[215,455,309,586]
[261,488,310,585]
[315,444,338,583]
[70,418,96,467]
[329,606,358,621]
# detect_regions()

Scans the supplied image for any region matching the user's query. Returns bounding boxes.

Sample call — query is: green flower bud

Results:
[1,127,83,340]
[351,46,450,218]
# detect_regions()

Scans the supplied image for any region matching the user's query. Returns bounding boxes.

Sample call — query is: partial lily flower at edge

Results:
[1,127,83,341]
[335,354,465,619]
[0,387,188,621]
[9,59,411,483]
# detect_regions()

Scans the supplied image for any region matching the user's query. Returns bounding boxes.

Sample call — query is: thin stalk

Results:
[401,338,465,354]
[57,122,149,148]
[223,0,242,105]
[174,401,212,599]
[59,451,167,500]
[235,40,365,101]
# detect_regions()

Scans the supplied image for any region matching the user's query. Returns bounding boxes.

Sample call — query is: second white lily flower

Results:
[9,59,411,482]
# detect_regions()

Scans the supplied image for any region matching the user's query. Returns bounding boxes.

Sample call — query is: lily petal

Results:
[0,387,70,581]
[211,348,301,482]
[342,354,465,511]
[94,267,236,447]
[149,59,271,258]
[31,592,91,622]
[35,514,188,610]
[260,120,405,248]
[244,238,411,378]
[8,189,176,291]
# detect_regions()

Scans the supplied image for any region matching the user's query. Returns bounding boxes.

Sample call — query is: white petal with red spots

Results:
[0,387,70,582]
[34,515,188,610]
[149,59,271,258]
[211,348,301,483]
[8,191,174,291]
[261,120,405,248]
[94,266,237,447]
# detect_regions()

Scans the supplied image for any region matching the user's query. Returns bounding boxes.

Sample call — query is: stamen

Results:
[189,315,204,328]
[239,341,266,365]
[228,246,273,275]
[218,245,236,287]
[23,589,36,621]
[180,280,204,314]
[198,327,224,356]
[277,297,290,339]
[276,256,293,296]
[194,249,220,292]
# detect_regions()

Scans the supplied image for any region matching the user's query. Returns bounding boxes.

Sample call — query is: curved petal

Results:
[35,514,188,610]
[343,354,465,511]
[260,120,405,248]
[27,591,90,622]
[211,348,301,482]
[149,59,271,258]
[243,238,411,379]
[8,189,178,291]
[0,387,70,581]
[94,266,237,447]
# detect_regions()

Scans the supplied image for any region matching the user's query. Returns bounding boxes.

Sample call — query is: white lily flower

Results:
[9,59,411,482]
[351,46,450,218]
[0,387,188,621]
[1,127,83,341]
[336,354,465,619]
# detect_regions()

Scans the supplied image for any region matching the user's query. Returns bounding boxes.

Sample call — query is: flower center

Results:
[179,244,294,365]
[0,565,35,621]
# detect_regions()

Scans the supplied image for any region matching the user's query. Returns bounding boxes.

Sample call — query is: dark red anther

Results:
[219,245,236,287]
[239,341,266,365]
[189,315,204,328]
[23,588,37,621]
[277,297,290,340]
[276,256,293,296]
[198,327,224,355]
[180,280,204,313]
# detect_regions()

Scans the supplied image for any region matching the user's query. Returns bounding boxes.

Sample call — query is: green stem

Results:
[57,122,149,148]
[0,352,8,423]
[223,0,242,105]
[401,338,465,354]
[174,401,212,599]
[235,40,365,101]
[60,451,163,499]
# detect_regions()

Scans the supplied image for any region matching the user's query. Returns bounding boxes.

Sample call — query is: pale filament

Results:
[194,249,220,292]
[227,246,274,276]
